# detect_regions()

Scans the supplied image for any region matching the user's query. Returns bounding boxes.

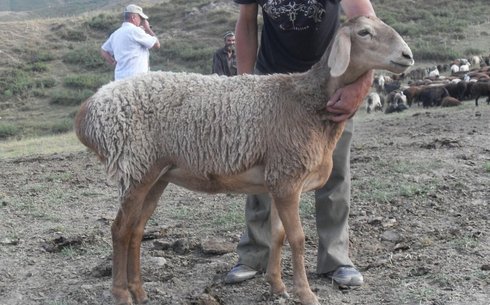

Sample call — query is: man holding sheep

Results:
[226,0,376,288]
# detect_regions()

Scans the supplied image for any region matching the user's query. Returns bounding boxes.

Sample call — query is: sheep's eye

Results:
[358,29,371,37]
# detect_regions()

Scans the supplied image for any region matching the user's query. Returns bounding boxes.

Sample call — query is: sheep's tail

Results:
[75,98,141,198]
[75,99,101,158]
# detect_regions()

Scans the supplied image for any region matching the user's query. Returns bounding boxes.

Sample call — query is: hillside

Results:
[0,0,489,139]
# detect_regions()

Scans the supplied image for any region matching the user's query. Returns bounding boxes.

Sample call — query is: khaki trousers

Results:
[236,119,354,274]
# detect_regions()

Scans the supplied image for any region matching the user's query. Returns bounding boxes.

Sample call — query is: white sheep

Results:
[366,91,383,113]
[460,63,470,72]
[428,66,440,78]
[450,63,460,74]
[75,16,413,305]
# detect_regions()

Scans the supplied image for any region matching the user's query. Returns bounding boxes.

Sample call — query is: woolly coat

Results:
[76,16,413,198]
[77,68,342,197]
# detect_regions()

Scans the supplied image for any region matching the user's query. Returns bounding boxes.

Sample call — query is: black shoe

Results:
[224,264,258,284]
[323,266,363,288]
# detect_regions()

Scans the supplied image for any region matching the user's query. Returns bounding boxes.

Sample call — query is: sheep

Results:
[428,66,440,78]
[403,85,423,107]
[374,74,385,93]
[75,16,413,305]
[459,63,470,72]
[470,80,490,106]
[385,90,408,113]
[366,92,383,113]
[470,55,482,67]
[450,63,460,74]
[418,85,449,108]
[441,96,462,107]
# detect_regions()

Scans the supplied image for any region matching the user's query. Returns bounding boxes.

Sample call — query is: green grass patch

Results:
[0,123,20,139]
[50,88,94,106]
[62,47,107,70]
[63,74,108,90]
[0,69,36,98]
[85,13,120,33]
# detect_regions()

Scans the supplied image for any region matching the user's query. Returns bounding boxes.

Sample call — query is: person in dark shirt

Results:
[212,31,237,76]
[225,0,376,288]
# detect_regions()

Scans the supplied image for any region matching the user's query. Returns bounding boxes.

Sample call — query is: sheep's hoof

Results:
[296,289,319,305]
[129,286,148,304]
[112,287,134,305]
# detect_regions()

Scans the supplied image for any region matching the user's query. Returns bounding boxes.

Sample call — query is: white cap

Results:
[124,4,148,19]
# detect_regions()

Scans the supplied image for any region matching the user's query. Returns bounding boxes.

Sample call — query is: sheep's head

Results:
[328,16,414,78]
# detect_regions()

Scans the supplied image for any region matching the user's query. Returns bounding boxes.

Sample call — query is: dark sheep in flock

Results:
[441,96,462,107]
[471,81,490,106]
[74,17,413,305]
[383,80,401,93]
[418,86,449,108]
[403,86,423,106]
[444,81,468,101]
[385,90,408,113]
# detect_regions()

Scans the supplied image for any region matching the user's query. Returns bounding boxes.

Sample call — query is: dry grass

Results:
[0,132,84,159]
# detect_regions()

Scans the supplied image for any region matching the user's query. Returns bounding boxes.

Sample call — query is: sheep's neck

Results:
[305,47,367,92]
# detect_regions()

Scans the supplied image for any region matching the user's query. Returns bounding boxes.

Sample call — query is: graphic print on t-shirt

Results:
[262,0,327,31]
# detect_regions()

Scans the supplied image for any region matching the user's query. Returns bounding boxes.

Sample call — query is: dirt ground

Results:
[0,103,489,305]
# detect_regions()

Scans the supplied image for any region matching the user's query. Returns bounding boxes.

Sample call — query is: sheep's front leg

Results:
[273,192,319,305]
[266,200,288,298]
[127,180,169,304]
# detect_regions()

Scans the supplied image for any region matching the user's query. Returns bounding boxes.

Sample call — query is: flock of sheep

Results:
[365,55,490,113]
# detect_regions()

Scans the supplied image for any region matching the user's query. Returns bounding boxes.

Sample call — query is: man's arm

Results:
[326,0,376,122]
[234,3,259,75]
[100,49,116,66]
[141,19,161,49]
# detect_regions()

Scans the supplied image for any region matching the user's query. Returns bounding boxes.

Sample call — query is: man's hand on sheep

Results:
[326,70,374,122]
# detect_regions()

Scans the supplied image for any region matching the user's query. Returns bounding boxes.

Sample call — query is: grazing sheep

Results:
[75,16,413,305]
[403,85,423,107]
[471,80,490,106]
[418,85,449,108]
[441,96,462,107]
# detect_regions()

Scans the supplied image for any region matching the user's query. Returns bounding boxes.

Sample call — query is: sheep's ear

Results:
[328,27,351,77]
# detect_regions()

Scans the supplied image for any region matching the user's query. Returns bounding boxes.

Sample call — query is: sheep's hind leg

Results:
[111,189,146,305]
[273,192,319,305]
[111,164,169,305]
[266,200,288,298]
[127,179,169,304]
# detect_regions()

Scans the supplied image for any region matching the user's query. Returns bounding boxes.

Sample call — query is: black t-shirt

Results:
[234,0,340,74]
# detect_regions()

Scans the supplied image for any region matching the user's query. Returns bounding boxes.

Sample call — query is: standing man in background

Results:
[100,4,160,80]
[212,31,237,76]
[225,0,376,288]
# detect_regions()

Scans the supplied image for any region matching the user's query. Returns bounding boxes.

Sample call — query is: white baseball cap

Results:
[124,4,149,19]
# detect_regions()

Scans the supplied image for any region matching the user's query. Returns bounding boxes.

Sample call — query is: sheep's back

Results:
[82,71,318,192]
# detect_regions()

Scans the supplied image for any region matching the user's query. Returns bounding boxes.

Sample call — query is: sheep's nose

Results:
[403,51,413,61]
[402,48,414,65]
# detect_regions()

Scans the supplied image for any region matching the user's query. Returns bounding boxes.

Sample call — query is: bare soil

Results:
[1,103,489,305]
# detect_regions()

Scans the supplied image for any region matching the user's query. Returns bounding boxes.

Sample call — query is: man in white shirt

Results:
[101,4,160,80]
